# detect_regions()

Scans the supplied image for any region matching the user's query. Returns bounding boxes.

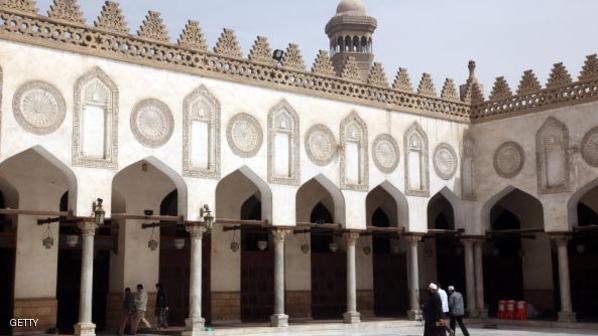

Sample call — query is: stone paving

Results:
[131,325,598,336]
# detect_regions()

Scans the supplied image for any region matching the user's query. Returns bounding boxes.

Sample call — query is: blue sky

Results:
[37,0,598,95]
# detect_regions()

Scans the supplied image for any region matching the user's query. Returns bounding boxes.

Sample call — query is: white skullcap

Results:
[448,286,455,291]
[429,283,438,290]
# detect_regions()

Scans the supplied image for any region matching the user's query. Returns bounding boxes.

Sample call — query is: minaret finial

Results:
[468,60,476,80]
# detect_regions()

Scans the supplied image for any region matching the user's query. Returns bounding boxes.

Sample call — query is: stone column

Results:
[406,235,423,320]
[343,232,360,324]
[463,239,477,317]
[474,240,487,318]
[184,226,206,336]
[270,229,290,327]
[552,235,576,322]
[74,222,98,336]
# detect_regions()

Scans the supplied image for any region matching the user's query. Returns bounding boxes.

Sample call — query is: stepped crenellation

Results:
[0,0,597,123]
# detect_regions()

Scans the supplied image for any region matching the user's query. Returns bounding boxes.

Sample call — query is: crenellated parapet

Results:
[0,1,596,124]
[0,0,471,122]
[471,55,598,122]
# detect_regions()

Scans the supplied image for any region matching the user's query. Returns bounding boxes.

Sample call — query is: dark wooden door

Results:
[373,252,408,317]
[436,238,466,298]
[159,235,211,326]
[160,243,190,326]
[483,254,524,317]
[0,243,15,335]
[57,248,81,333]
[311,252,346,319]
[240,227,273,323]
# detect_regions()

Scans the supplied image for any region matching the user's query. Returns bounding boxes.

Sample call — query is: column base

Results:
[558,311,577,323]
[182,317,205,336]
[343,311,361,324]
[74,322,96,336]
[407,309,423,321]
[467,309,479,318]
[270,313,289,327]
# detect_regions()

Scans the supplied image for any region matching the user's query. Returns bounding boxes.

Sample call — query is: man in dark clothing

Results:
[119,288,136,336]
[155,283,169,329]
[448,286,470,336]
[423,283,445,336]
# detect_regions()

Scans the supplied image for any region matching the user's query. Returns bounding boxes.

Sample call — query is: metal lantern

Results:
[65,234,79,248]
[148,239,159,251]
[257,240,268,251]
[576,244,586,255]
[93,198,105,225]
[363,246,372,255]
[200,204,215,231]
[230,231,240,252]
[174,238,186,250]
[43,236,54,249]
[329,242,338,253]
[42,224,54,249]
[391,243,400,255]
[300,233,310,253]
[492,247,500,256]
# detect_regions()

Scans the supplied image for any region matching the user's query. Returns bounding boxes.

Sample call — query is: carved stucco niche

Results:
[461,132,476,200]
[182,85,221,179]
[536,117,570,194]
[340,111,368,191]
[73,67,119,169]
[404,122,429,197]
[13,80,66,135]
[581,126,598,168]
[226,112,263,158]
[305,124,337,166]
[267,100,300,185]
[130,98,174,148]
[494,141,525,179]
[372,134,399,174]
[433,143,458,180]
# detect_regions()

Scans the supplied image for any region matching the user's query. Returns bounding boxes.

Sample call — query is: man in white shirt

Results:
[131,284,151,333]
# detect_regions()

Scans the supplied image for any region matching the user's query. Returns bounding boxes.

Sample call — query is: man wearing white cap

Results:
[437,284,454,336]
[448,285,470,336]
[423,283,444,336]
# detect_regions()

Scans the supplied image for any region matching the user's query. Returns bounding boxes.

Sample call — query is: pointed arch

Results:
[373,181,409,228]
[217,166,272,223]
[340,111,368,191]
[183,84,221,179]
[404,122,429,196]
[113,156,188,217]
[268,99,300,185]
[296,174,346,226]
[0,145,78,212]
[481,185,543,231]
[536,116,569,194]
[73,66,119,169]
[568,177,598,228]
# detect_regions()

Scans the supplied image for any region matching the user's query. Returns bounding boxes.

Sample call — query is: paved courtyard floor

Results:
[130,325,598,336]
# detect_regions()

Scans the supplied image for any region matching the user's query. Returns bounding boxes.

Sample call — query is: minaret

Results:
[326,0,378,80]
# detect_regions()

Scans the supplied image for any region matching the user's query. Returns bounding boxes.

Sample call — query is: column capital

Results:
[77,221,97,237]
[345,231,360,244]
[549,233,571,245]
[404,234,423,244]
[271,228,291,244]
[186,225,206,239]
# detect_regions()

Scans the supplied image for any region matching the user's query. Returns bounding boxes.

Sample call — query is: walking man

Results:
[423,283,444,336]
[448,286,470,336]
[437,284,454,336]
[131,284,151,333]
[155,283,169,330]
[118,288,135,336]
